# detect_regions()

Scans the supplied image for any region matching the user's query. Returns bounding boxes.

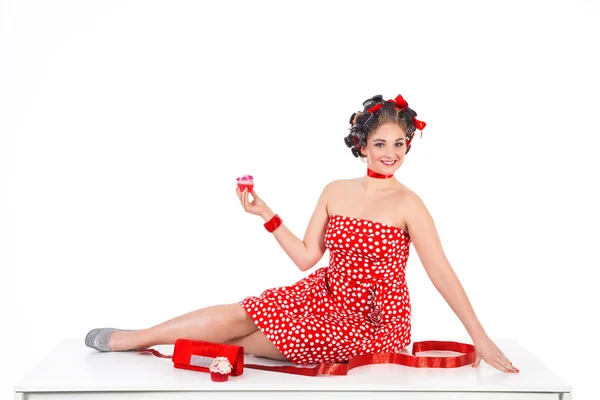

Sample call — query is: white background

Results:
[1,0,598,398]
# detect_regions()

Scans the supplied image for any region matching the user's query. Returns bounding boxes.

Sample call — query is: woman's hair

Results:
[344,94,420,159]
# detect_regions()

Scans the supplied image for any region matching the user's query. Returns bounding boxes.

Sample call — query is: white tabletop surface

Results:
[14,338,571,393]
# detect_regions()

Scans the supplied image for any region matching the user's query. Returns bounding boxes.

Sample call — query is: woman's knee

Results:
[227,329,289,362]
[227,302,259,336]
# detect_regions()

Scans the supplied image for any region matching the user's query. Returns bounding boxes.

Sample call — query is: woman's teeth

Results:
[381,160,396,166]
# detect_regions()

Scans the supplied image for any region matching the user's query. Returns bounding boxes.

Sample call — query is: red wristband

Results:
[264,214,283,233]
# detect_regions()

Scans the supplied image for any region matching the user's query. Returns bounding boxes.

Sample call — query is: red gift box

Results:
[172,338,244,376]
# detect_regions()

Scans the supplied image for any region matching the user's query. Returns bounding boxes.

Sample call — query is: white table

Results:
[13,338,572,399]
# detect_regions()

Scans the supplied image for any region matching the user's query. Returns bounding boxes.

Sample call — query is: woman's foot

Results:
[85,328,140,352]
[108,330,138,351]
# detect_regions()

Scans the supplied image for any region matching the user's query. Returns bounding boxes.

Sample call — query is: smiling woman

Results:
[359,123,407,172]
[344,93,426,160]
[85,93,519,374]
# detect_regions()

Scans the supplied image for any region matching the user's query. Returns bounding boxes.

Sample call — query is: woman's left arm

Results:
[404,192,519,373]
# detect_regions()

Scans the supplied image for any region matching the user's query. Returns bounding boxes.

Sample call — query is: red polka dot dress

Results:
[239,214,412,365]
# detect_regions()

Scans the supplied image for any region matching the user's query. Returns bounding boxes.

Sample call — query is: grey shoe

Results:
[85,328,138,352]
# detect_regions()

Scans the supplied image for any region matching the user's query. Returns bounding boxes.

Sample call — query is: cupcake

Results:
[236,174,254,193]
[209,357,233,382]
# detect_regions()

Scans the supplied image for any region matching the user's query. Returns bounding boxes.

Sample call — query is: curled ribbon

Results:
[140,340,476,376]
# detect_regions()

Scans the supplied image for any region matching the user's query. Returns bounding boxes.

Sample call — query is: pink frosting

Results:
[236,174,253,183]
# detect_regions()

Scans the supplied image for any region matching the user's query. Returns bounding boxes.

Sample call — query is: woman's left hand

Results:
[472,336,519,373]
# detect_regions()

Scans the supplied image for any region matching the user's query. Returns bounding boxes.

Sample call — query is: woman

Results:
[86,94,519,373]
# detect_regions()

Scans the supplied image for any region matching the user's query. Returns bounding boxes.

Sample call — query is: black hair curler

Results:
[344,135,354,148]
[357,112,378,132]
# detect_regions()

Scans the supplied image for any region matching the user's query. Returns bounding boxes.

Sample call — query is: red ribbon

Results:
[413,118,426,131]
[392,94,408,110]
[364,95,427,140]
[138,340,475,377]
[367,168,393,179]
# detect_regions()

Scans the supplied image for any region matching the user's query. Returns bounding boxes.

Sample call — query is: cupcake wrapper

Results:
[237,183,254,192]
[210,371,229,382]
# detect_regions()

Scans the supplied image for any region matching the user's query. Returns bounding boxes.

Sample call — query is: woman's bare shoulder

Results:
[396,182,417,197]
[320,179,352,215]
[394,184,421,212]
[322,178,353,192]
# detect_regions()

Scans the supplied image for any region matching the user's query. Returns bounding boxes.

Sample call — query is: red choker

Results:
[367,168,394,179]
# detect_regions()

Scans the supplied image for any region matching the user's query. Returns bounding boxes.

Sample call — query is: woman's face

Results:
[361,123,407,174]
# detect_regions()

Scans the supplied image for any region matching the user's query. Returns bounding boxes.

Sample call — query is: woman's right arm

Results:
[260,181,337,272]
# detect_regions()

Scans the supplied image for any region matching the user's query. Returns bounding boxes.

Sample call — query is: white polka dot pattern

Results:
[239,214,412,365]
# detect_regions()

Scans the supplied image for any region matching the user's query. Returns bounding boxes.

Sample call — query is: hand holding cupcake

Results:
[235,174,271,218]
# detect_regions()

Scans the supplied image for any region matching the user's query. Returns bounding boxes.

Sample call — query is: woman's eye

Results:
[375,143,404,147]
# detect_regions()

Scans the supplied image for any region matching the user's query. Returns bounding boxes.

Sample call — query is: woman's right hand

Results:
[236,187,270,217]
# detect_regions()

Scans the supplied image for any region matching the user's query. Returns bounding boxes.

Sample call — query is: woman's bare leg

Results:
[109,303,259,351]
[224,330,290,362]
